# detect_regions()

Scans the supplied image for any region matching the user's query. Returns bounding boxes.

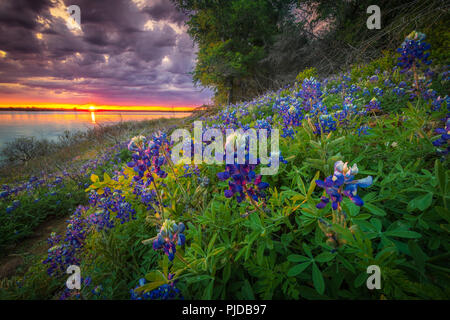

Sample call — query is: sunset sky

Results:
[0,0,213,110]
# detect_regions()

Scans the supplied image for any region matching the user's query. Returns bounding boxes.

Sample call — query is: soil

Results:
[0,215,69,279]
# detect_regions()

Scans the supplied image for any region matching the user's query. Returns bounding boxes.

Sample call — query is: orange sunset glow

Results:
[0,104,200,112]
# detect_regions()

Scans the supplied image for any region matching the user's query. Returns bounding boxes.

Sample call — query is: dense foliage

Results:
[0,32,449,300]
[173,0,449,103]
[172,0,296,104]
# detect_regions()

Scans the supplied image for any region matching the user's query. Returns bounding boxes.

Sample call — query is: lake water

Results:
[0,110,191,150]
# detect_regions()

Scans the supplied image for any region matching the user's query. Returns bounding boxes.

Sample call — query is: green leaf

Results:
[408,240,427,274]
[375,246,397,263]
[416,193,433,211]
[297,176,307,195]
[185,275,215,284]
[241,280,255,299]
[235,246,247,262]
[315,252,335,263]
[207,233,218,253]
[312,263,325,295]
[222,263,231,283]
[291,194,306,202]
[191,243,205,256]
[435,206,450,223]
[256,242,265,265]
[103,172,111,182]
[145,270,166,283]
[307,171,320,198]
[370,218,382,233]
[435,159,447,195]
[135,281,166,293]
[202,280,214,300]
[364,203,386,216]
[287,261,311,277]
[302,243,313,258]
[385,230,422,239]
[354,272,366,288]
[287,254,310,263]
[352,213,371,220]
[281,233,294,246]
[209,246,226,257]
[162,256,168,277]
[337,255,355,273]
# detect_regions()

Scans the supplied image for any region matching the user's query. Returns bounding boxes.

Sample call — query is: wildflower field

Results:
[0,31,449,300]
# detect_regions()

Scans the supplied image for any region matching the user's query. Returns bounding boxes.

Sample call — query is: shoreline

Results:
[0,108,201,113]
[0,110,207,182]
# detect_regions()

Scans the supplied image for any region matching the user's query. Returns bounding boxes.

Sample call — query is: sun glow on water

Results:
[0,104,199,112]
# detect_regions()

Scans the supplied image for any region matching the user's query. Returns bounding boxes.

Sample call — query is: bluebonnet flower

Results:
[127,133,169,185]
[84,276,92,287]
[431,96,449,111]
[312,114,337,135]
[281,127,296,139]
[373,87,384,97]
[349,84,361,97]
[43,237,75,276]
[181,164,200,178]
[397,31,431,72]
[299,77,323,112]
[433,116,449,157]
[87,208,114,231]
[393,86,406,97]
[356,125,371,136]
[65,208,88,249]
[442,70,450,82]
[384,79,394,87]
[153,219,186,261]
[59,287,80,300]
[365,97,381,113]
[0,190,9,199]
[43,207,88,276]
[133,180,159,212]
[92,285,103,295]
[6,199,21,213]
[217,163,269,203]
[422,89,437,101]
[130,275,182,300]
[255,117,273,133]
[316,161,373,209]
[95,191,137,225]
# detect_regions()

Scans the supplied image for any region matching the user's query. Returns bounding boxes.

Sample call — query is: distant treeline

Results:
[172,0,449,104]
[0,106,208,112]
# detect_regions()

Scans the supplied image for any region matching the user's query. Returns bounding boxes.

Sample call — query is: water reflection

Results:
[0,110,191,149]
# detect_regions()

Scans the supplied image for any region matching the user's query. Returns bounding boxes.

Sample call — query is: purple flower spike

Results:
[316,161,373,211]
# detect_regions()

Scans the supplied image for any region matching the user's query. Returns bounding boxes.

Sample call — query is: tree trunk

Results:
[227,77,234,105]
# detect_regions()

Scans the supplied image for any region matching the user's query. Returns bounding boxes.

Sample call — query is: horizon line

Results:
[0,104,207,112]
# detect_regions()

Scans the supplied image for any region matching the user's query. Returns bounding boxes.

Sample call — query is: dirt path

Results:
[0,215,69,279]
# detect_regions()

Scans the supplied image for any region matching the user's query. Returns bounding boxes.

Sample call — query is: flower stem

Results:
[175,251,193,269]
[151,178,165,217]
[162,147,187,196]
[413,61,419,94]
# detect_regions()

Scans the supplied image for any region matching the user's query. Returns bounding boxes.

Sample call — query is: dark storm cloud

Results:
[0,0,53,30]
[143,0,186,25]
[0,0,211,106]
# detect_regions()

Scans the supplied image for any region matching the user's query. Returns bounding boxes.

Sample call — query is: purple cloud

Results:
[0,0,212,106]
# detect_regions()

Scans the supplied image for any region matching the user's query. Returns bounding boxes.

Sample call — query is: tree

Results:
[172,0,296,104]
